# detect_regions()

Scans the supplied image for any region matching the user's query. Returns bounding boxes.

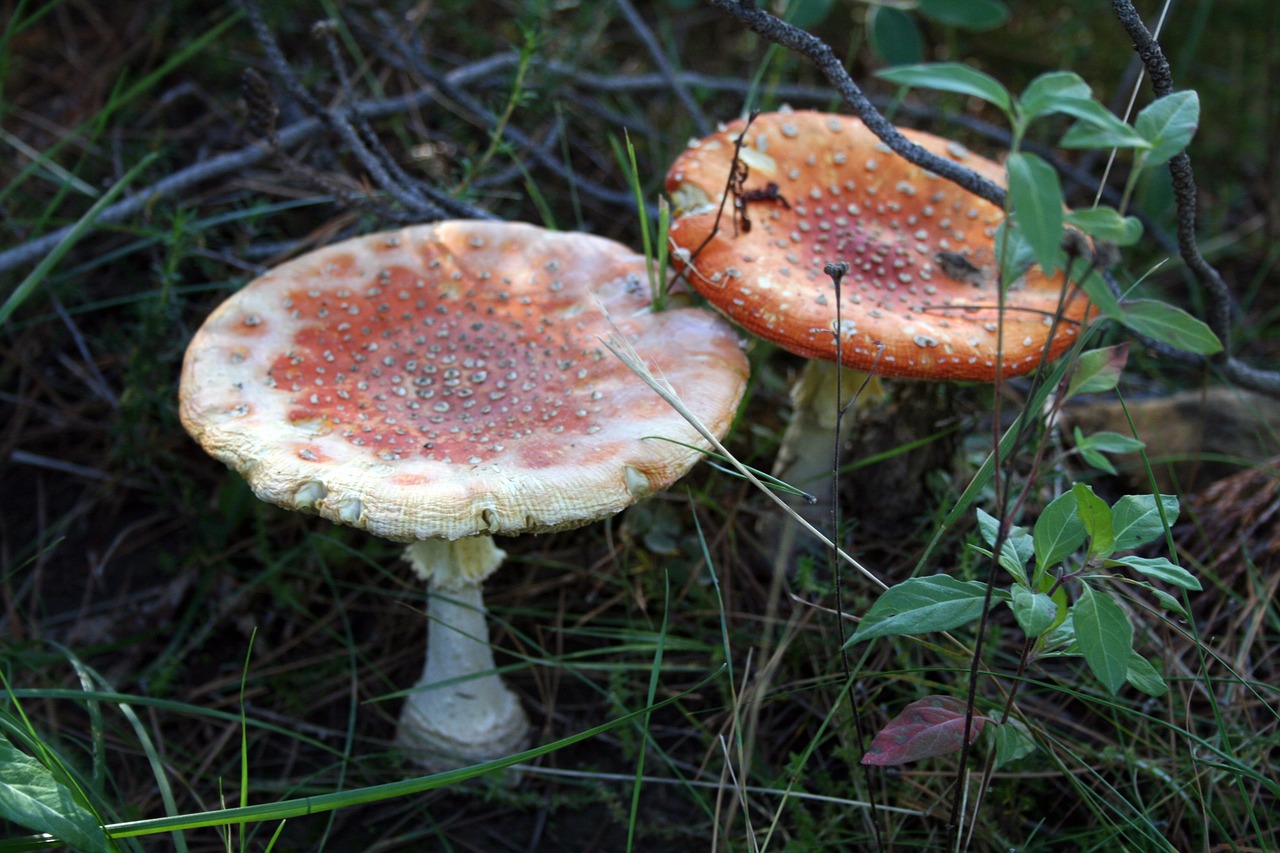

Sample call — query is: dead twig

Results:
[0,54,518,279]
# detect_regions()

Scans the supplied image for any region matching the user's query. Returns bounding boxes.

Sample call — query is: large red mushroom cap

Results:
[180,220,748,541]
[665,109,1092,381]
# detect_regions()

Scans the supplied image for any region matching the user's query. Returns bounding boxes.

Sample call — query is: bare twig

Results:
[239,67,405,223]
[241,0,481,221]
[371,11,656,217]
[0,55,522,279]
[615,0,712,136]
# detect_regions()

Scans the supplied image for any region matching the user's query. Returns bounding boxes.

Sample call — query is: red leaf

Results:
[861,695,992,766]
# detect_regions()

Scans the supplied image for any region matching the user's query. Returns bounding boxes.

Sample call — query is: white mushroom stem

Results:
[395,537,531,770]
[772,360,885,548]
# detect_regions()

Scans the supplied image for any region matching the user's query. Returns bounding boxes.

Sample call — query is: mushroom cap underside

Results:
[180,220,749,541]
[665,110,1093,381]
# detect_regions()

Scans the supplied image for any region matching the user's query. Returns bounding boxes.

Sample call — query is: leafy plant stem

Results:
[947,198,1095,845]
[1116,150,1149,215]
[453,23,537,193]
[944,154,1027,845]
[963,635,1038,851]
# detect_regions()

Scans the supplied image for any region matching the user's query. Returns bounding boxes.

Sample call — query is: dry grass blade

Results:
[599,329,886,591]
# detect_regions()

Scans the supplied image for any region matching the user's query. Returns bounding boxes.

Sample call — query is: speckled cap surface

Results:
[180,220,748,541]
[665,110,1093,380]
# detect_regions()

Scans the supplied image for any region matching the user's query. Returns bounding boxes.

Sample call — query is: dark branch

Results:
[371,11,657,217]
[241,0,485,221]
[705,0,1007,208]
[707,0,1279,398]
[1111,0,1278,395]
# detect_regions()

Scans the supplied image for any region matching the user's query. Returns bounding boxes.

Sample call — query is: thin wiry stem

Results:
[824,261,884,851]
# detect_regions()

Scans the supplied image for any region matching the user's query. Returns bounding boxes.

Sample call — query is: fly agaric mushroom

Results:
[665,110,1092,542]
[179,220,748,770]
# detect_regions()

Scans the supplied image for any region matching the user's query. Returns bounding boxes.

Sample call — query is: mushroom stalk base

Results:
[396,539,531,771]
[769,361,884,552]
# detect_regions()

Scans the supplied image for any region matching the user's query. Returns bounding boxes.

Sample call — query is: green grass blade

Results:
[0,152,158,326]
[0,669,724,851]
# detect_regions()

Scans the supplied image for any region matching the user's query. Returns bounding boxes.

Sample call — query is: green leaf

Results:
[1065,344,1129,398]
[1006,152,1065,272]
[1032,491,1087,578]
[1078,444,1118,475]
[1074,584,1134,694]
[1134,90,1200,167]
[1010,586,1059,637]
[1077,271,1125,322]
[847,576,993,645]
[1126,652,1168,697]
[993,220,1037,286]
[1020,71,1092,119]
[1074,429,1145,475]
[1111,493,1179,550]
[1058,103,1152,150]
[1109,555,1202,590]
[1120,299,1222,355]
[1072,483,1115,559]
[969,544,1027,585]
[974,507,1033,580]
[876,62,1012,114]
[974,506,1001,549]
[991,719,1037,770]
[1040,611,1077,654]
[1018,77,1130,133]
[1150,586,1189,617]
[0,735,108,853]
[867,7,923,66]
[1064,207,1143,246]
[1043,582,1071,635]
[784,0,837,29]
[917,0,1010,31]
[1077,429,1146,455]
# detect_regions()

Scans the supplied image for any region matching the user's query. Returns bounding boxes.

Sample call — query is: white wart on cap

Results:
[180,220,748,541]
[666,110,1093,380]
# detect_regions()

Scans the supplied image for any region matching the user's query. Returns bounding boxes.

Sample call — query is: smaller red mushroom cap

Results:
[179,220,748,541]
[665,110,1093,381]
